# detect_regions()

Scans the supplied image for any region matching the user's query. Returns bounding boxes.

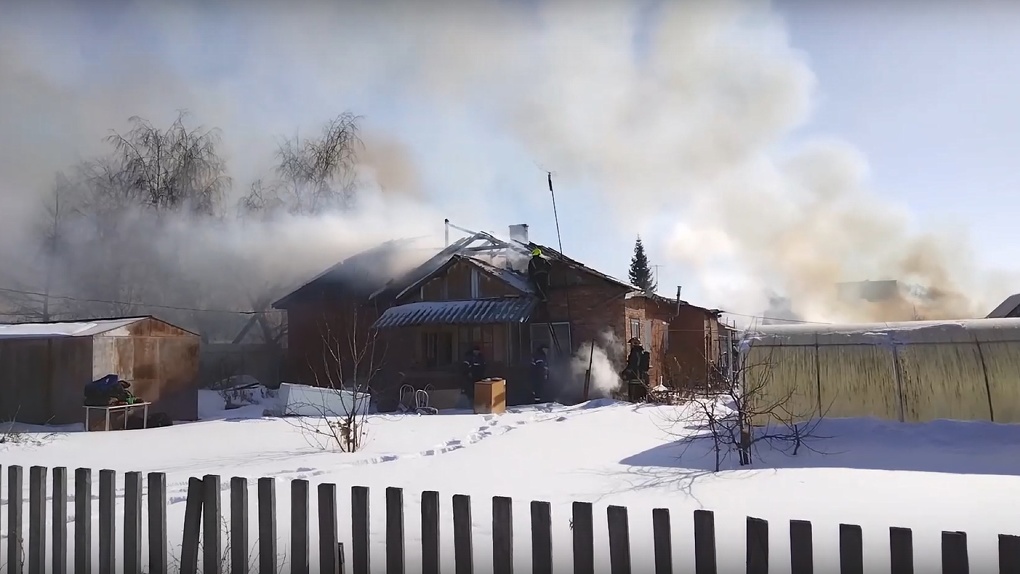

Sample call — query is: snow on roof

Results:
[0,317,148,339]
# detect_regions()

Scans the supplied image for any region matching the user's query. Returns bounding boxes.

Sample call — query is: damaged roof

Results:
[372,297,537,329]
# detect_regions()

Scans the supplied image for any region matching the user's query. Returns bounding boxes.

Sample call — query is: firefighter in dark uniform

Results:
[527,247,552,302]
[621,337,651,402]
[531,344,549,403]
[462,346,486,402]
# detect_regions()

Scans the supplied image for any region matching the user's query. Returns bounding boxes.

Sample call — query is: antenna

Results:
[547,172,564,253]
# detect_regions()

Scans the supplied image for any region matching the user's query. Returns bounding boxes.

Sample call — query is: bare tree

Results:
[662,343,832,472]
[285,302,389,453]
[240,112,364,217]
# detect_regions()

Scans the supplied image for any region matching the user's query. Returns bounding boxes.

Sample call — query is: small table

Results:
[84,402,151,432]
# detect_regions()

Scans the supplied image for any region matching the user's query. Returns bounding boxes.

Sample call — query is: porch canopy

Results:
[371,297,536,329]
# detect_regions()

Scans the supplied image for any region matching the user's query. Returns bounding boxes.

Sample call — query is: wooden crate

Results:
[473,378,507,415]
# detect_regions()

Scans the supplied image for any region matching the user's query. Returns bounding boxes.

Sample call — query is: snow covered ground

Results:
[3,389,1020,572]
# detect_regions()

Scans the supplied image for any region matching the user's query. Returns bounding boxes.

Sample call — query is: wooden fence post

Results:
[53,467,68,574]
[607,506,631,574]
[530,501,553,574]
[452,494,473,574]
[839,524,863,574]
[9,465,24,574]
[292,479,310,574]
[202,474,222,574]
[941,531,968,574]
[180,477,204,574]
[385,487,405,574]
[258,477,278,574]
[572,501,595,574]
[651,509,672,574]
[98,469,116,574]
[28,466,47,574]
[789,520,813,574]
[74,468,92,574]
[148,473,168,574]
[746,517,768,574]
[230,477,249,574]
[351,486,371,574]
[492,496,513,574]
[421,491,441,574]
[318,483,340,574]
[693,510,717,574]
[889,527,913,574]
[999,535,1020,573]
[124,471,143,574]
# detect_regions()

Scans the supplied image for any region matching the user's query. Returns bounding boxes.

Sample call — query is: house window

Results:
[470,269,481,299]
[629,318,641,341]
[421,331,454,368]
[459,325,500,363]
[529,322,572,360]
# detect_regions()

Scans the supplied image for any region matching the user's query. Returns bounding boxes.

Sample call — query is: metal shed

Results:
[0,316,200,425]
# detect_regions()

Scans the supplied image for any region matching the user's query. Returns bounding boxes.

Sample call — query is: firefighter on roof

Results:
[527,247,552,302]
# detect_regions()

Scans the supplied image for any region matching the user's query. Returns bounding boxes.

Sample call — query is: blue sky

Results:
[2,1,1019,321]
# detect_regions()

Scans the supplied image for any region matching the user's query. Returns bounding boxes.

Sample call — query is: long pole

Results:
[583,339,595,402]
[548,172,564,253]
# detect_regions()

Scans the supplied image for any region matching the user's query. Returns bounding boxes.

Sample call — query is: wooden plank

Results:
[292,479,310,574]
[999,535,1020,574]
[203,474,222,574]
[421,491,441,574]
[839,524,863,574]
[9,465,24,574]
[651,509,672,574]
[230,477,249,574]
[941,531,968,574]
[452,494,473,574]
[607,505,631,574]
[746,517,768,574]
[492,496,513,574]
[530,501,553,574]
[889,527,913,574]
[179,477,204,574]
[693,510,717,574]
[258,478,278,574]
[351,486,371,574]
[124,471,143,574]
[53,467,68,574]
[148,473,168,574]
[28,466,47,574]
[73,468,92,574]
[98,469,116,574]
[318,483,339,574]
[385,487,405,574]
[789,520,813,574]
[572,501,595,574]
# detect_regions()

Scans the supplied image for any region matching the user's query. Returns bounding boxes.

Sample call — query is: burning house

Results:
[273,223,724,407]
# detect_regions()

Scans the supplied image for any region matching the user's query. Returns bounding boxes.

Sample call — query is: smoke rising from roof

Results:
[0,0,1014,330]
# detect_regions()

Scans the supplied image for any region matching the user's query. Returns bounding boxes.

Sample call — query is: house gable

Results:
[399,256,533,304]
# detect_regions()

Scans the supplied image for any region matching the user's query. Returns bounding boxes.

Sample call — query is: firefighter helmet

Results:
[531,248,542,257]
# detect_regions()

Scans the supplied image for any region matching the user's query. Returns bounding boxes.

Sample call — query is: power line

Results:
[0,285,258,315]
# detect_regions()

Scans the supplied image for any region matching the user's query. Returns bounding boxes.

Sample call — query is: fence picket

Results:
[492,496,514,574]
[318,483,339,574]
[572,501,595,574]
[202,474,222,574]
[292,479,310,574]
[230,477,249,574]
[746,517,768,574]
[789,520,813,574]
[999,534,1020,573]
[9,465,24,574]
[258,477,279,574]
[73,468,92,574]
[98,469,116,574]
[124,471,143,574]
[651,509,672,574]
[351,486,371,574]
[179,477,204,574]
[839,524,864,574]
[889,527,913,574]
[531,501,553,574]
[28,466,46,574]
[693,510,717,574]
[148,473,168,574]
[53,467,68,574]
[452,494,474,574]
[942,531,968,574]
[421,491,441,574]
[385,487,405,574]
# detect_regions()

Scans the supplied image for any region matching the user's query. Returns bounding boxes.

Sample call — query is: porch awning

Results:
[372,298,536,330]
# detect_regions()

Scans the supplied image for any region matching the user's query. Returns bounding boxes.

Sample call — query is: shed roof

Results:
[372,297,536,330]
[987,294,1020,318]
[747,317,1020,346]
[0,316,197,340]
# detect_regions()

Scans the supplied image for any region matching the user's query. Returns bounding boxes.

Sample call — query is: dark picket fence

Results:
[2,464,1020,573]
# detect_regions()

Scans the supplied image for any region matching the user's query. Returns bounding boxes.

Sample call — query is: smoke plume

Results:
[0,0,1014,331]
[547,330,624,403]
